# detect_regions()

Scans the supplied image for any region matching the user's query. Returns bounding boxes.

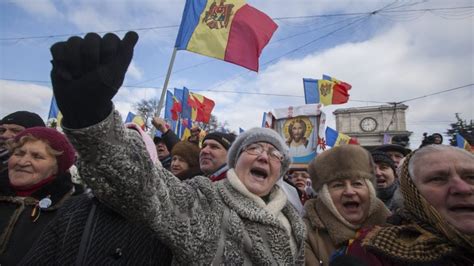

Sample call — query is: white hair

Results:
[408,144,474,180]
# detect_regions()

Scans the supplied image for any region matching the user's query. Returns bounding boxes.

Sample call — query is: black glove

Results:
[50,31,139,128]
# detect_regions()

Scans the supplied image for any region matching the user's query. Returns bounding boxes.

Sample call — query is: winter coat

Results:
[303,196,389,266]
[0,172,80,266]
[20,193,173,265]
[64,110,306,265]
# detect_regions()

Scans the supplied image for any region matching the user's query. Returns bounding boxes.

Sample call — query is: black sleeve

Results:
[161,130,180,152]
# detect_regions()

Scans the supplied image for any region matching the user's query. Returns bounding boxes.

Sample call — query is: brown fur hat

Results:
[171,141,200,168]
[308,144,375,191]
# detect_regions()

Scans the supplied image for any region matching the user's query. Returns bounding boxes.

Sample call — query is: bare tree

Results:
[133,98,158,130]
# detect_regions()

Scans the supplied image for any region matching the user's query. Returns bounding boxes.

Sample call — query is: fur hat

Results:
[14,127,76,175]
[227,127,291,176]
[1,111,45,128]
[308,145,374,192]
[203,132,236,150]
[371,150,396,176]
[171,141,200,168]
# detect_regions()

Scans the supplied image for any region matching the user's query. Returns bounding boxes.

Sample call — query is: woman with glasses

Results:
[67,123,306,264]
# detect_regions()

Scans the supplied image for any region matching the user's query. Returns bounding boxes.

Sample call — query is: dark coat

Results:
[0,172,79,266]
[21,193,173,265]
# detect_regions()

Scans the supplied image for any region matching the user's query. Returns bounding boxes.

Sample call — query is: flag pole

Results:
[151,47,177,138]
[155,47,178,117]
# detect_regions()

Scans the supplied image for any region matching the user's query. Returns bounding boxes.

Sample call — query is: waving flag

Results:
[175,0,278,72]
[456,134,472,152]
[188,91,215,123]
[125,112,146,130]
[303,78,350,106]
[47,96,62,129]
[323,74,352,92]
[325,127,358,147]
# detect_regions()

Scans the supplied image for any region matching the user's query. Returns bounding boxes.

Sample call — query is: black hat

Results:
[371,150,397,176]
[0,111,45,128]
[373,144,410,156]
[203,132,236,150]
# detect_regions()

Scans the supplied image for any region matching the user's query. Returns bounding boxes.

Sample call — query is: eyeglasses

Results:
[243,143,283,162]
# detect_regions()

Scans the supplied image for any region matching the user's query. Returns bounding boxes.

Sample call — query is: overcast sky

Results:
[1,0,473,149]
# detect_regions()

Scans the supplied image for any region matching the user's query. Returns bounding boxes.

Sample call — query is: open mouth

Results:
[342,201,360,211]
[376,179,387,187]
[250,167,268,180]
[449,204,474,213]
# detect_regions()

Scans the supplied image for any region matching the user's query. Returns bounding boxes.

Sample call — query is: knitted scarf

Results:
[362,152,474,262]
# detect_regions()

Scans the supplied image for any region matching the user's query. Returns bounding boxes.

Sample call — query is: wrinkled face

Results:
[0,124,25,148]
[374,163,396,188]
[170,155,190,177]
[328,178,370,225]
[413,150,474,234]
[155,142,170,160]
[291,122,304,142]
[234,142,282,197]
[386,151,404,168]
[288,170,310,192]
[8,140,58,188]
[200,139,227,175]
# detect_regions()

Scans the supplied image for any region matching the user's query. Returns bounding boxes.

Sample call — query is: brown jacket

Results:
[303,196,390,266]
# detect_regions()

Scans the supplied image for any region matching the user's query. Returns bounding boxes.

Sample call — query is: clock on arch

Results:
[360,117,377,132]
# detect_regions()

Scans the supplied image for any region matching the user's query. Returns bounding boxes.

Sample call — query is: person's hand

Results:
[50,31,138,128]
[151,117,169,133]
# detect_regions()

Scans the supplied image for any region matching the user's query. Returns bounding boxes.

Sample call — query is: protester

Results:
[372,144,410,168]
[187,126,201,146]
[152,117,180,170]
[0,111,46,194]
[347,145,474,265]
[20,126,173,265]
[49,32,305,264]
[170,141,202,180]
[200,131,236,181]
[286,166,316,205]
[0,127,80,265]
[304,145,390,266]
[371,150,403,211]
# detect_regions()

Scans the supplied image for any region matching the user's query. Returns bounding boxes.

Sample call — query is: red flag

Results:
[170,96,182,121]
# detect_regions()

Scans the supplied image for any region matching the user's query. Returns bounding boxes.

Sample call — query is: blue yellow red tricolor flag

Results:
[125,112,146,130]
[325,127,358,147]
[188,91,215,123]
[303,77,351,106]
[456,134,472,152]
[47,96,62,129]
[174,0,278,72]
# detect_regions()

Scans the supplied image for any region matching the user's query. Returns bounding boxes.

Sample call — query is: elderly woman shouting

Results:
[304,144,390,266]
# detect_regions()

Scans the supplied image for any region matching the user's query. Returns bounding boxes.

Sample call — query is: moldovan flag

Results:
[188,91,215,123]
[175,0,278,72]
[303,78,350,106]
[125,112,146,130]
[456,134,472,152]
[325,127,357,147]
[322,74,352,92]
[47,96,62,128]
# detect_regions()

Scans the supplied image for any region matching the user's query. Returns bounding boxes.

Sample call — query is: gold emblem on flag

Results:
[203,0,234,29]
[319,82,332,97]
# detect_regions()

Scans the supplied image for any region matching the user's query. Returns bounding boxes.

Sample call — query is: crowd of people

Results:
[0,31,472,265]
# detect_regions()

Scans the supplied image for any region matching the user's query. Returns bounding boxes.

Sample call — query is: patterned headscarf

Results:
[362,149,474,262]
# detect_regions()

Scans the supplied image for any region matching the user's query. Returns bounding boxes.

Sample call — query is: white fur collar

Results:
[227,168,287,216]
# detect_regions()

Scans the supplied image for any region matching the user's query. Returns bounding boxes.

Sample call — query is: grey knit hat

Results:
[227,127,291,176]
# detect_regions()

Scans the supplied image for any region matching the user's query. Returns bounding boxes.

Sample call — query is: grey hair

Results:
[408,144,474,180]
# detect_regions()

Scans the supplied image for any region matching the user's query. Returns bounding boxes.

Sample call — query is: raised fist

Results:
[50,31,138,128]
